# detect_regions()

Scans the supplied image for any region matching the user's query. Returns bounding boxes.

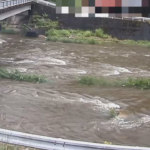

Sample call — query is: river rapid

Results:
[0,34,150,147]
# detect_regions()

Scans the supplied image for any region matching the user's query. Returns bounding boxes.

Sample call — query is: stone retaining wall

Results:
[34,4,150,40]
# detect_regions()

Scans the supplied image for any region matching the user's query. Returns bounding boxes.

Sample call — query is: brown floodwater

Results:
[0,34,150,147]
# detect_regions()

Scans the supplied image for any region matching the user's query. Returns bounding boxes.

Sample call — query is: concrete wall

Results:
[34,4,150,40]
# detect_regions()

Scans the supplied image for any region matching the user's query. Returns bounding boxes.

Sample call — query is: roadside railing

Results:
[0,0,32,9]
[0,128,149,150]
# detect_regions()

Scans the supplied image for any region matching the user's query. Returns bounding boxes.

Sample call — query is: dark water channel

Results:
[0,34,150,147]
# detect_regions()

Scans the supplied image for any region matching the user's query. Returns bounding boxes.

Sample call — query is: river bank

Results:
[1,26,150,48]
[1,16,150,48]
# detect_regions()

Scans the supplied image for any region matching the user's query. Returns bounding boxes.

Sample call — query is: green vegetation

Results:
[119,39,150,47]
[0,21,17,34]
[79,76,150,89]
[45,28,150,47]
[95,29,111,38]
[46,29,100,45]
[0,29,16,34]
[0,68,46,83]
[29,13,58,30]
[125,77,150,89]
[79,76,118,86]
[104,141,112,145]
[0,144,21,150]
[27,13,150,47]
[0,143,36,150]
[46,0,56,2]
[109,108,118,118]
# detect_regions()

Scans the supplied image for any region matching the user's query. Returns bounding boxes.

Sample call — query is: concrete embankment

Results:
[34,3,150,41]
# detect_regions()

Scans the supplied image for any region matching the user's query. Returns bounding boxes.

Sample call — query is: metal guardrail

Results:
[34,0,56,8]
[0,128,149,150]
[0,0,32,9]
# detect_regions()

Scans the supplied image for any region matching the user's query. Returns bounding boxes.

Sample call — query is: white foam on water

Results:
[113,70,120,75]
[116,115,150,129]
[121,54,129,57]
[24,56,66,66]
[15,60,34,64]
[79,98,120,110]
[145,55,150,57]
[0,58,14,63]
[38,57,66,65]
[114,66,131,73]
[102,64,132,76]
[102,114,150,130]
[66,69,87,74]
[77,70,87,74]
[15,68,27,72]
[0,39,6,44]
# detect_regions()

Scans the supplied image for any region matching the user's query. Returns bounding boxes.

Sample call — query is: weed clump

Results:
[79,76,150,90]
[0,29,16,34]
[95,29,111,39]
[109,108,119,118]
[83,31,93,37]
[0,68,46,83]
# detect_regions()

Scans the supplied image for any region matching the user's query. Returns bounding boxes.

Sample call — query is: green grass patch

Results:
[121,39,150,47]
[46,29,71,37]
[79,76,150,89]
[47,35,98,45]
[125,77,150,89]
[0,68,46,83]
[29,13,59,30]
[46,29,100,45]
[0,143,36,150]
[94,29,111,39]
[0,29,16,34]
[46,28,150,47]
[83,30,93,37]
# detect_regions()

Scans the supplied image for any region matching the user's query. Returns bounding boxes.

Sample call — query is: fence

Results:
[0,0,31,9]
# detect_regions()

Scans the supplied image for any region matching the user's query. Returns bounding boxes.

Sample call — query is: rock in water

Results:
[26,31,39,37]
[38,35,47,39]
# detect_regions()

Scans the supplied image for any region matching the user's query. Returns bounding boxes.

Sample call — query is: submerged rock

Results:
[117,109,135,121]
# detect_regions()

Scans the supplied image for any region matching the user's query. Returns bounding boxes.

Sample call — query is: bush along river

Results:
[0,33,150,147]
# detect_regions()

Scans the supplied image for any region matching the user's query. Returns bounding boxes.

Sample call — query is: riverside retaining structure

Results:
[34,4,150,41]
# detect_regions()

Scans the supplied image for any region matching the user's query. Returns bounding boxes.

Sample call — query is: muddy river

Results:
[0,34,150,147]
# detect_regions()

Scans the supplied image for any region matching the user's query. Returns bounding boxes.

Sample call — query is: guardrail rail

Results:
[0,128,149,150]
[0,0,31,9]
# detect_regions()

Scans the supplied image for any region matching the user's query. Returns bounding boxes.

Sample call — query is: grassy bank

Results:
[0,68,46,83]
[79,76,150,89]
[46,29,109,45]
[46,28,150,47]
[27,13,150,47]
